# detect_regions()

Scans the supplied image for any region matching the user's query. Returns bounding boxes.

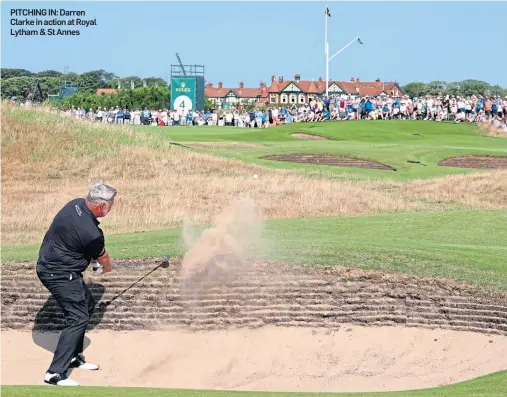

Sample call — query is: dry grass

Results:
[400,170,507,209]
[1,103,505,245]
[478,121,507,138]
[0,104,431,245]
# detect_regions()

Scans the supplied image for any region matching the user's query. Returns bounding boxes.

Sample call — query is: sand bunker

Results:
[263,153,395,170]
[2,326,507,392]
[183,142,264,149]
[439,155,507,169]
[291,133,329,140]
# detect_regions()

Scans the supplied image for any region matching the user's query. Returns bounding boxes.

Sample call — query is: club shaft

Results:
[107,263,162,303]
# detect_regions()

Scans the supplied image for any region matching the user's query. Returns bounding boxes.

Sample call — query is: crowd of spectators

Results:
[65,93,507,131]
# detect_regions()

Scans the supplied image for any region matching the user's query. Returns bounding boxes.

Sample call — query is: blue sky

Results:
[2,1,507,88]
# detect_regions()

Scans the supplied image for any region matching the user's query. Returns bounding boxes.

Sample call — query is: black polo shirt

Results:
[37,198,106,274]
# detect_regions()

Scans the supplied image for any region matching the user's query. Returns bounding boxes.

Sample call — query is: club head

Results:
[97,301,110,310]
[161,256,170,268]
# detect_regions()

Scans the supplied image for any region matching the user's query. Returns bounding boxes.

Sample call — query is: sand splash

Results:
[178,195,263,295]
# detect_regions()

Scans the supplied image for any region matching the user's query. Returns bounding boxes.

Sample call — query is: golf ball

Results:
[253,174,258,179]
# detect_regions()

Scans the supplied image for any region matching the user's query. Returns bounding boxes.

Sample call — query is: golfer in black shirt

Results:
[36,182,117,386]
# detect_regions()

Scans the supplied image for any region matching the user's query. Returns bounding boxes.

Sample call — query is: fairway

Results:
[137,121,507,180]
[2,104,507,395]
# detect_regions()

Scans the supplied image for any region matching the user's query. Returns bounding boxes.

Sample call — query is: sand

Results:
[2,325,507,392]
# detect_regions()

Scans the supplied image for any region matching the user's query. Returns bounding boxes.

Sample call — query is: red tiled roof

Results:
[269,80,292,93]
[204,86,233,98]
[298,81,321,94]
[205,77,401,98]
[96,88,118,95]
[234,88,264,98]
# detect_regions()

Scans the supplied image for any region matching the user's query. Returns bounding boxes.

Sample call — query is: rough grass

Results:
[2,104,507,246]
[0,104,436,245]
[478,121,507,138]
[398,169,507,209]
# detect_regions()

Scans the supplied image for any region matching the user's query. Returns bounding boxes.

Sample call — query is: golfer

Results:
[36,182,117,386]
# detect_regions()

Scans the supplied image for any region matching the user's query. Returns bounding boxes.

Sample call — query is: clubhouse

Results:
[205,75,404,107]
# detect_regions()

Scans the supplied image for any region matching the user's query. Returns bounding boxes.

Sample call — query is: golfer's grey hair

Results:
[86,183,117,205]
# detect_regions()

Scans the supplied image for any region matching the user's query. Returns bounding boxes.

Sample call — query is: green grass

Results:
[4,209,506,291]
[136,121,507,181]
[2,370,506,397]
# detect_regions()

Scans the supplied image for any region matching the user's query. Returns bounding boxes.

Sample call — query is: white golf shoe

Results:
[44,371,80,386]
[70,353,100,370]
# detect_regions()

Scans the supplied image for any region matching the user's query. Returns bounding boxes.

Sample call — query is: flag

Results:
[358,38,363,44]
[325,7,331,17]
[131,80,134,90]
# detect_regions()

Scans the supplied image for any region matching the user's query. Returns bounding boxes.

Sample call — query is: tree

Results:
[1,68,33,79]
[426,81,448,96]
[37,77,60,96]
[37,70,63,78]
[78,69,118,93]
[120,76,144,89]
[57,86,171,111]
[143,77,168,87]
[400,82,428,98]
[1,76,34,99]
[204,97,214,110]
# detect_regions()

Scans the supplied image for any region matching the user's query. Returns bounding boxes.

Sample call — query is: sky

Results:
[2,1,507,88]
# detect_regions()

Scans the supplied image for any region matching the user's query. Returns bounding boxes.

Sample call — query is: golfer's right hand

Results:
[96,251,113,273]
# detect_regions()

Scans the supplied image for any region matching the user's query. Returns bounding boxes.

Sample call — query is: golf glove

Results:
[91,261,103,275]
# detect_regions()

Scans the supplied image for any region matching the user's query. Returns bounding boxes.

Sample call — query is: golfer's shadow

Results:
[32,283,106,355]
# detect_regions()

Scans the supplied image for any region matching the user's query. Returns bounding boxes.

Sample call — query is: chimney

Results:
[206,82,212,88]
[318,76,323,83]
[294,73,301,82]
[271,75,276,82]
[375,78,381,82]
[350,77,355,82]
[239,82,244,89]
[278,76,283,83]
[356,77,360,83]
[260,81,265,88]
[218,81,223,89]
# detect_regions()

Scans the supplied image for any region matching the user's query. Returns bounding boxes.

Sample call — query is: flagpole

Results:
[325,5,329,97]
[328,36,360,62]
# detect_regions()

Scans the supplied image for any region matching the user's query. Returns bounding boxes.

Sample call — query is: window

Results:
[280,94,288,103]
[270,95,277,104]
[289,94,297,103]
[299,94,305,104]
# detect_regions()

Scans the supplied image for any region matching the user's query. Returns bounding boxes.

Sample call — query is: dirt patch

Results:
[263,153,396,171]
[439,155,507,169]
[291,133,329,140]
[183,142,264,149]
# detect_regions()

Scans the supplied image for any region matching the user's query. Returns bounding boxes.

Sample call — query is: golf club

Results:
[97,256,170,309]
